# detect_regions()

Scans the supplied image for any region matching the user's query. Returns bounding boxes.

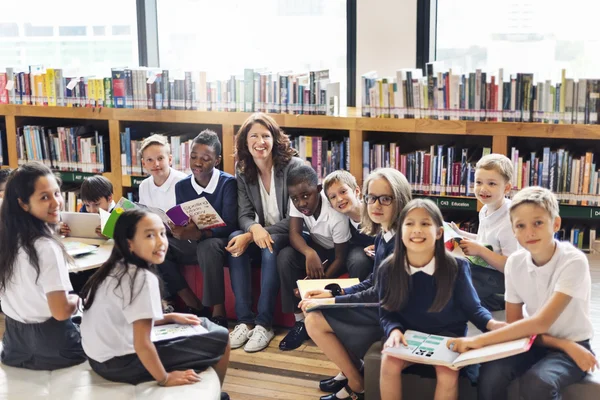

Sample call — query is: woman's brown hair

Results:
[235,113,296,183]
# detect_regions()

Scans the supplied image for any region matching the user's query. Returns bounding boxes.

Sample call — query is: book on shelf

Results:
[120,130,192,176]
[16,125,106,173]
[382,330,536,370]
[1,65,341,116]
[290,135,350,181]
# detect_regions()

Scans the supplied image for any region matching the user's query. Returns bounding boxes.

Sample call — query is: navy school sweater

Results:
[378,256,492,338]
[349,221,376,247]
[174,170,238,238]
[336,231,395,304]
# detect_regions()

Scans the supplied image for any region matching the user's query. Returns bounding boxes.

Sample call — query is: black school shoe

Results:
[320,386,364,400]
[220,392,230,400]
[278,321,309,351]
[319,376,348,393]
[210,315,229,329]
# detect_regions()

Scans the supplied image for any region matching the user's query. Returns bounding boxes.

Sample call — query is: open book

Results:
[383,330,536,370]
[139,197,225,231]
[151,323,209,342]
[443,222,494,268]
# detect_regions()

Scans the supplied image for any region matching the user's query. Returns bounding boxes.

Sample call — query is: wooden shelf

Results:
[1,104,600,206]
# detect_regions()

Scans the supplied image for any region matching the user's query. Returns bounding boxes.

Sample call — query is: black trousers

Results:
[1,315,86,371]
[88,317,229,385]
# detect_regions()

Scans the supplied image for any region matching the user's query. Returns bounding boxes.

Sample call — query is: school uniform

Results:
[229,157,302,328]
[471,199,520,311]
[378,256,492,383]
[478,240,593,400]
[321,230,395,367]
[0,237,86,370]
[138,168,188,211]
[277,190,352,313]
[138,168,189,299]
[346,219,375,281]
[81,262,228,384]
[159,168,238,307]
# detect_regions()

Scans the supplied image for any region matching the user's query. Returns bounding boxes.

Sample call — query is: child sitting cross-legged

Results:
[447,187,598,400]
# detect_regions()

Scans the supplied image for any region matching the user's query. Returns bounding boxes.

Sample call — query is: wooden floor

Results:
[0,257,599,399]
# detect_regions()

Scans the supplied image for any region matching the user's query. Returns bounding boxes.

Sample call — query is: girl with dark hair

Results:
[0,162,86,370]
[226,113,302,352]
[80,209,230,390]
[378,199,505,400]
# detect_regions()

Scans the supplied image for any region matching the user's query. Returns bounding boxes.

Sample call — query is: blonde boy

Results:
[452,153,520,311]
[448,187,596,400]
[323,170,374,280]
[138,134,187,211]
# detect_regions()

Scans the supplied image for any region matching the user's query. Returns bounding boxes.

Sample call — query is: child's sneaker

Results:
[229,323,250,349]
[244,325,275,353]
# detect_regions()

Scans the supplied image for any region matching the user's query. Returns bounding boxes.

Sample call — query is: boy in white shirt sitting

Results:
[448,186,597,400]
[451,153,520,311]
[277,165,351,351]
[137,134,203,316]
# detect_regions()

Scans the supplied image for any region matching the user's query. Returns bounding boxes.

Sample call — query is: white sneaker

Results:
[244,325,275,353]
[229,324,250,349]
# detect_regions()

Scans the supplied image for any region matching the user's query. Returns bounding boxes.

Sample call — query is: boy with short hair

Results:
[137,134,203,315]
[277,165,351,350]
[323,170,374,280]
[138,134,188,211]
[61,175,115,238]
[448,186,597,400]
[451,153,520,311]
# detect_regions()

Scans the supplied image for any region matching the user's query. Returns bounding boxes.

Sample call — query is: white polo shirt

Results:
[289,191,351,249]
[477,199,520,269]
[81,263,164,363]
[0,237,73,323]
[138,168,188,211]
[505,240,593,342]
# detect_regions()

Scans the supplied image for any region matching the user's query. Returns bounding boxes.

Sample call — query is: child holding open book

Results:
[378,199,505,400]
[300,168,411,400]
[80,209,229,393]
[447,187,597,400]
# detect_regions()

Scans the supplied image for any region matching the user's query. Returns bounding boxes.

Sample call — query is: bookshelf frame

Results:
[2,104,600,203]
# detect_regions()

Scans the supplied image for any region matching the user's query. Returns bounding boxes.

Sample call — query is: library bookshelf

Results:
[2,104,600,219]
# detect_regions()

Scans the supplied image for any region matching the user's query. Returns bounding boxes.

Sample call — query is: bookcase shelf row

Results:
[1,103,600,206]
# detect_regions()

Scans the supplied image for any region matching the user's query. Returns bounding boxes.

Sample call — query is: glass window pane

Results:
[0,0,138,77]
[436,0,600,80]
[157,0,347,106]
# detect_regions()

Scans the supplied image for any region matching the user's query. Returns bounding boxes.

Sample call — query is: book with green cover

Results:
[99,197,137,239]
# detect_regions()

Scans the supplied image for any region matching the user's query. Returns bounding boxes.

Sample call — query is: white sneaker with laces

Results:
[229,324,250,349]
[244,325,275,353]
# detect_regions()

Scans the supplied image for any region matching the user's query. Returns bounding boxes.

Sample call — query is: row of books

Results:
[509,147,600,206]
[291,135,350,181]
[16,125,107,173]
[556,226,597,253]
[362,143,492,197]
[120,128,192,176]
[0,66,341,116]
[362,67,600,124]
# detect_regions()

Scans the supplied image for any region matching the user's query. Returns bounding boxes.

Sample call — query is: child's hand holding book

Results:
[383,329,409,349]
[446,336,483,353]
[299,298,335,312]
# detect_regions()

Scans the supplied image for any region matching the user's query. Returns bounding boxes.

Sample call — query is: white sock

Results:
[333,372,347,381]
[294,313,305,322]
[336,388,350,399]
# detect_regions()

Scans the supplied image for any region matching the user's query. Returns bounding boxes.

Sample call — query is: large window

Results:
[0,0,138,77]
[157,0,347,105]
[435,0,600,80]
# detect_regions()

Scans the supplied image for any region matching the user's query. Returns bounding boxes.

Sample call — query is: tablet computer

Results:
[60,212,101,239]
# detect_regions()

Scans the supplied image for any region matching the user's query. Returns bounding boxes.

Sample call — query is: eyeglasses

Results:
[364,194,394,206]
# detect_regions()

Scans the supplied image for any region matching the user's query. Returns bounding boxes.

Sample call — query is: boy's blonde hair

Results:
[510,186,559,220]
[139,134,171,158]
[323,170,359,195]
[476,153,513,184]
[361,168,412,236]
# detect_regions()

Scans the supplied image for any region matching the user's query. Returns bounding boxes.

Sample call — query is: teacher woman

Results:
[226,113,302,353]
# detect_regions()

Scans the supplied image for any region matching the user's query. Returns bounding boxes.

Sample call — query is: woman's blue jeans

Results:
[227,230,289,328]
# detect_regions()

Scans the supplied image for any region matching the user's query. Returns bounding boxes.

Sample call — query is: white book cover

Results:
[151,323,208,342]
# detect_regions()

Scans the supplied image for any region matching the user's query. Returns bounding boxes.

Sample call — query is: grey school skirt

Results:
[322,307,383,368]
[88,317,229,385]
[1,315,86,370]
